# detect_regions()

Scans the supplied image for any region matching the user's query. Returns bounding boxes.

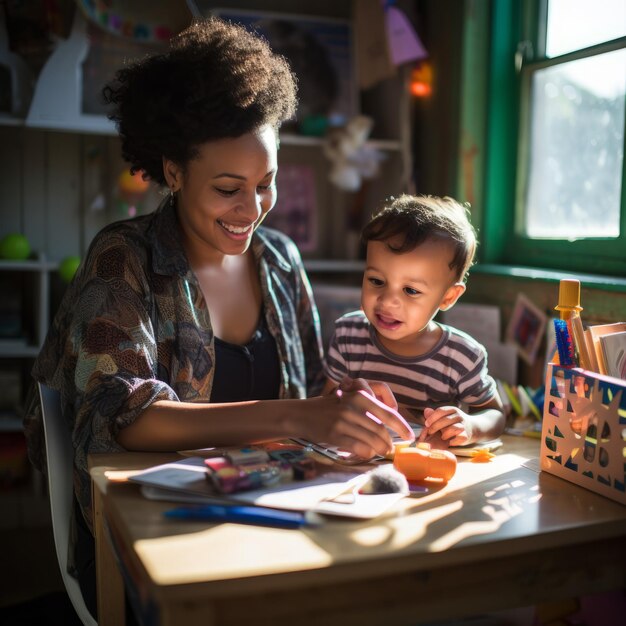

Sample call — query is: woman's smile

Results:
[216,218,255,240]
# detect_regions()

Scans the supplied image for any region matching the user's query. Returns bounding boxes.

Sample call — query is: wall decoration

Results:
[77,0,191,43]
[383,1,428,66]
[206,7,356,129]
[263,164,318,253]
[505,292,548,365]
[26,10,163,132]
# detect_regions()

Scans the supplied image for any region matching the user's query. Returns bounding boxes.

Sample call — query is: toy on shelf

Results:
[59,256,81,283]
[0,233,31,260]
[115,168,151,217]
[322,115,385,192]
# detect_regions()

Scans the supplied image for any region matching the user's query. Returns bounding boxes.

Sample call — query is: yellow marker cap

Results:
[555,279,582,313]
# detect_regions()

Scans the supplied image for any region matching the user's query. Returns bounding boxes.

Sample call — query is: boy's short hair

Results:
[361,194,477,282]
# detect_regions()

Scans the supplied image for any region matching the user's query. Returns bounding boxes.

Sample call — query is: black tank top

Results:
[211,312,281,402]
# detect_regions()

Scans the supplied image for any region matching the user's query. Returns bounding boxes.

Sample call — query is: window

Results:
[486,0,626,276]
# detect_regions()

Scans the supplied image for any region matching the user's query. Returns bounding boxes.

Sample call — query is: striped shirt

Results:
[325,310,496,421]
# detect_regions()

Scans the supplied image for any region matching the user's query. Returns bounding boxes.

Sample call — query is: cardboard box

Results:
[540,364,625,505]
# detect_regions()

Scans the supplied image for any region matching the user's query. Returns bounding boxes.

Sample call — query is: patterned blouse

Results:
[23,198,325,533]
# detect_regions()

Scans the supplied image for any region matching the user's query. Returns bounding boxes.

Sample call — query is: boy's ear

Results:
[439,282,466,311]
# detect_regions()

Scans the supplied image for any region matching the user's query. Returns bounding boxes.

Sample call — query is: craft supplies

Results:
[325,464,409,504]
[553,279,593,370]
[393,443,457,482]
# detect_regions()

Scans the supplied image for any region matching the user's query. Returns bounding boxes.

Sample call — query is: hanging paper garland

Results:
[76,0,191,43]
[382,0,428,66]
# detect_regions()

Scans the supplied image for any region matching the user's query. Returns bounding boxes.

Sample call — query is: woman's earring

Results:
[169,188,175,208]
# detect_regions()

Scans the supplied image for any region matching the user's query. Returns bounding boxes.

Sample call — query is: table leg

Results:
[93,484,125,626]
[160,601,218,626]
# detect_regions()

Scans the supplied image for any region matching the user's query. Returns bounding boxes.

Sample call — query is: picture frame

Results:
[505,293,548,365]
[206,7,356,126]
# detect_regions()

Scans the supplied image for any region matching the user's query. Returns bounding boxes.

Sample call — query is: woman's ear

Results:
[439,282,466,311]
[162,156,182,191]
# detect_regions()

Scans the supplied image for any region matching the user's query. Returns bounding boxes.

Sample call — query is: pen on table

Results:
[163,504,316,529]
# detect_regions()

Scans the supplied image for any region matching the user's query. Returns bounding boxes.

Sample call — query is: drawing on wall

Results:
[263,163,318,253]
[505,292,548,365]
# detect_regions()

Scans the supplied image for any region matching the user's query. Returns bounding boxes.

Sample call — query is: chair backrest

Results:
[38,382,98,626]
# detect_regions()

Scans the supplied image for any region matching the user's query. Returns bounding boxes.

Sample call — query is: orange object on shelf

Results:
[118,169,150,195]
[409,61,433,98]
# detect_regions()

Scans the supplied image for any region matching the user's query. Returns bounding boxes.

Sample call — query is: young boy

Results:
[324,194,504,447]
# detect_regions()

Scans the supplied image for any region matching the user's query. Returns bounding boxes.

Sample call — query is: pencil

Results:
[570,314,593,371]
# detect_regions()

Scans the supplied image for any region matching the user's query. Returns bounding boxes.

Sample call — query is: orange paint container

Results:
[393,443,457,482]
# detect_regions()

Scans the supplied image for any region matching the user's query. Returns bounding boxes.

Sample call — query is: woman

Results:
[23,17,413,618]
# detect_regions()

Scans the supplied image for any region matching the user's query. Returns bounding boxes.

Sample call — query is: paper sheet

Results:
[128,457,406,519]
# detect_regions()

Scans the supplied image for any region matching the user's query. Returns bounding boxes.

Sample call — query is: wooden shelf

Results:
[304,259,365,273]
[280,133,401,152]
[0,258,58,272]
[0,254,54,359]
[0,413,24,432]
[0,116,25,128]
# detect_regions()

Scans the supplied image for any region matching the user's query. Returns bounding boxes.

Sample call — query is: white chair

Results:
[38,382,98,626]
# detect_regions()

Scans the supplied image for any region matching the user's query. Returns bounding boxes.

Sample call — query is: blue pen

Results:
[164,504,312,529]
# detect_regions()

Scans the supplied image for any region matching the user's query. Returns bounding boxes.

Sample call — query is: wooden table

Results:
[89,436,626,626]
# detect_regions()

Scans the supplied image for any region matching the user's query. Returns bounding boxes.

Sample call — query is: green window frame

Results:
[479,0,626,277]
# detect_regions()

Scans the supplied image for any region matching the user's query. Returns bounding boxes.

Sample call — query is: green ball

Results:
[0,233,31,260]
[59,256,81,283]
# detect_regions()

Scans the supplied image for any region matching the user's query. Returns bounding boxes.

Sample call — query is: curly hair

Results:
[102,17,298,185]
[362,194,478,282]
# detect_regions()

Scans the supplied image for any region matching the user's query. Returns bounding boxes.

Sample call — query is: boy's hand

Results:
[419,406,474,447]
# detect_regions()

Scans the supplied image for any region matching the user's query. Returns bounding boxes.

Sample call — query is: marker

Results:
[164,504,315,529]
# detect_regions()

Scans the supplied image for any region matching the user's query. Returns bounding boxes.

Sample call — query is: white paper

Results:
[599,330,626,379]
[128,457,405,519]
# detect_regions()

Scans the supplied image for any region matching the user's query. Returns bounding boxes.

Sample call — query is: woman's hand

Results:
[302,385,414,460]
[337,376,399,411]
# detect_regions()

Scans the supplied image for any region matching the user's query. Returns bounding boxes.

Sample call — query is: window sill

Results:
[472,264,626,293]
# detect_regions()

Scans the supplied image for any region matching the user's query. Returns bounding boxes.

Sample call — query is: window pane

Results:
[547,0,626,57]
[525,49,625,239]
